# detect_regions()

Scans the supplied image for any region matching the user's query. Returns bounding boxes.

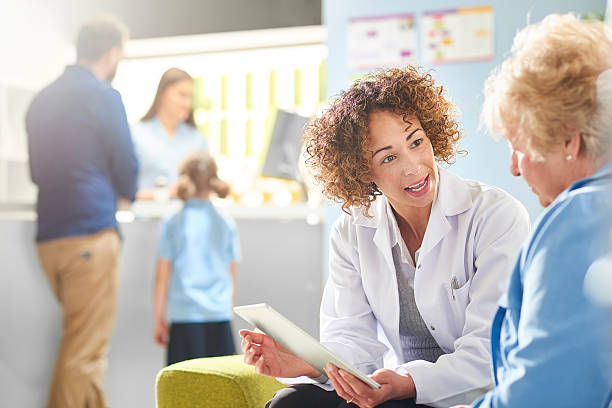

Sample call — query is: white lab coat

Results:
[320,168,530,407]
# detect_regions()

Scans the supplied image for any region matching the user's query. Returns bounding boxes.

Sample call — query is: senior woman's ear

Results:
[562,128,582,161]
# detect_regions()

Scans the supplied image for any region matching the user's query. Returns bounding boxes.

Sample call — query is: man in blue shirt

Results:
[25,15,138,408]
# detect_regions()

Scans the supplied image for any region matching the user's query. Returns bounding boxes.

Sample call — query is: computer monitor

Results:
[261,109,310,180]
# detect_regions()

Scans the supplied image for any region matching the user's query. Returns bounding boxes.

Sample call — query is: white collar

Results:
[385,200,414,265]
[351,167,472,225]
[350,167,473,259]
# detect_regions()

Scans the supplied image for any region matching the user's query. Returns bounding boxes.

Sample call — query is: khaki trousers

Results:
[37,228,121,408]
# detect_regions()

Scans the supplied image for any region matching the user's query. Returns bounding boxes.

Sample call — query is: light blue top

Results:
[132,117,208,189]
[585,249,612,392]
[472,162,612,408]
[158,198,241,323]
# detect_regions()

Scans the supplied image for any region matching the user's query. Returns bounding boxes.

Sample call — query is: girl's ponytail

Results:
[177,150,231,200]
[209,177,230,199]
[176,173,196,201]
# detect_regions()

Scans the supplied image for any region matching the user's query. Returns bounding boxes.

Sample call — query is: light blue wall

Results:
[323,0,606,223]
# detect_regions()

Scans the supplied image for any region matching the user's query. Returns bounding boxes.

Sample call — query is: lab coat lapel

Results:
[371,199,397,273]
[419,199,450,260]
[352,197,401,355]
[420,168,472,259]
[367,198,402,356]
[352,197,397,273]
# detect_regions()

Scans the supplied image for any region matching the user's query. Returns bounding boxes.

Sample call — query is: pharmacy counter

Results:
[0,203,326,408]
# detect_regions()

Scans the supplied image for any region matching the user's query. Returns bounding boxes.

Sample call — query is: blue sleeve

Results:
[198,129,208,150]
[157,218,173,260]
[191,125,208,150]
[25,100,40,184]
[471,197,612,407]
[471,396,485,407]
[227,218,241,262]
[101,88,139,201]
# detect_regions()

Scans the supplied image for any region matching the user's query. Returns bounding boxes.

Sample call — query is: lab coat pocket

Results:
[445,278,471,334]
[447,278,471,304]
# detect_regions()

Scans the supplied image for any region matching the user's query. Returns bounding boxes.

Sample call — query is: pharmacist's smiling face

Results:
[367,110,438,212]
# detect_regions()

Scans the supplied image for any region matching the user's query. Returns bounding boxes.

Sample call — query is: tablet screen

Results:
[234,303,381,389]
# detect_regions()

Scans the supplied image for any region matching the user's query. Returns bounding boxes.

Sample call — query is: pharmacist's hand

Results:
[240,329,320,379]
[325,364,415,408]
[154,318,169,346]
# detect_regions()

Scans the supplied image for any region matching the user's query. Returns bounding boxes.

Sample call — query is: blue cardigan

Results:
[473,162,612,408]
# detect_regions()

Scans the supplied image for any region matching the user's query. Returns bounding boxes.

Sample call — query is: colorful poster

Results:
[422,6,494,64]
[347,14,417,71]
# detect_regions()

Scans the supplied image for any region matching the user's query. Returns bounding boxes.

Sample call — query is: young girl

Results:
[153,150,240,365]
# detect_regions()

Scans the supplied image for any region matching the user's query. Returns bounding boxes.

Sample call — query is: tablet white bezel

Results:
[234,303,381,389]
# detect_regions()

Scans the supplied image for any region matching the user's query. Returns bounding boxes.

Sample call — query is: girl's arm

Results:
[153,258,172,346]
[229,262,237,306]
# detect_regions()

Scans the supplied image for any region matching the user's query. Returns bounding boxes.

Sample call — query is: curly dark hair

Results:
[304,66,463,214]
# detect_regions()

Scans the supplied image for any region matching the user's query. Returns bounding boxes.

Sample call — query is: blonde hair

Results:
[482,13,612,160]
[176,151,230,201]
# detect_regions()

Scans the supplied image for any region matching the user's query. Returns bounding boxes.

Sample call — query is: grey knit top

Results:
[392,243,445,363]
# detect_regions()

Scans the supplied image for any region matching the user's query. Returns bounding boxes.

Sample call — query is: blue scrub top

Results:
[132,117,208,189]
[158,199,241,323]
[472,162,612,408]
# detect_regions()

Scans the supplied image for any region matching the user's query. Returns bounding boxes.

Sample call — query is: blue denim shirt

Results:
[132,118,208,190]
[472,162,612,408]
[26,65,139,241]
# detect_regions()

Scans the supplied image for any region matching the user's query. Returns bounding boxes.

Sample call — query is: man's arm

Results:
[101,89,139,201]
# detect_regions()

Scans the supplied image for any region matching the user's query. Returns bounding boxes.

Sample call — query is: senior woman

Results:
[452,14,612,408]
[241,66,530,408]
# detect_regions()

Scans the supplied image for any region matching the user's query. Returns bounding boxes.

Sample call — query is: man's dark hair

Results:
[76,14,129,62]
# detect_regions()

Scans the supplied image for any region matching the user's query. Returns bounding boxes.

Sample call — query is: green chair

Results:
[156,355,286,408]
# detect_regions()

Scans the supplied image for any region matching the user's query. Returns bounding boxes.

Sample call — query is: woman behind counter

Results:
[132,67,208,199]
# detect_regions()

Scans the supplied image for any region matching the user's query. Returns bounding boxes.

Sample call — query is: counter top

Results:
[0,200,326,222]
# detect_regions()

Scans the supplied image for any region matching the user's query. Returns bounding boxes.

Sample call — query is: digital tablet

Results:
[234,303,381,389]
